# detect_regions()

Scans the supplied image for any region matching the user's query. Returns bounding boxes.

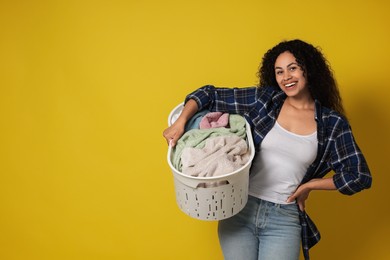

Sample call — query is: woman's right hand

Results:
[163,99,199,147]
[163,119,185,147]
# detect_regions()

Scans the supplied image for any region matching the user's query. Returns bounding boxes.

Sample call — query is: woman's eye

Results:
[289,66,297,71]
[276,70,283,75]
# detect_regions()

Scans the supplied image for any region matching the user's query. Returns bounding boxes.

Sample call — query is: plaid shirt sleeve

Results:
[185,85,258,114]
[329,116,372,195]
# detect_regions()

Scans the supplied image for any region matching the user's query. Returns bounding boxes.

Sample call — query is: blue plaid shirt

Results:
[185,85,372,259]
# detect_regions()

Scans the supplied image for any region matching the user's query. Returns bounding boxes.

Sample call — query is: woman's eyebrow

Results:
[275,62,298,70]
[287,62,298,67]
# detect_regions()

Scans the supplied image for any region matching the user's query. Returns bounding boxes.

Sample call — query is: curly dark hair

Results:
[258,39,345,117]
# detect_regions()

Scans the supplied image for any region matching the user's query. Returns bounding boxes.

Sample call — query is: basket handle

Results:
[196,180,230,188]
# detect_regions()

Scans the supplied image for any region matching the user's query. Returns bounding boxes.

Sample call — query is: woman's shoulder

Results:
[258,85,280,93]
[256,85,284,99]
[317,103,351,130]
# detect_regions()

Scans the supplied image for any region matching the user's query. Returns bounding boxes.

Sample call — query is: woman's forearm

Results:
[175,99,199,125]
[163,99,199,146]
[305,177,337,191]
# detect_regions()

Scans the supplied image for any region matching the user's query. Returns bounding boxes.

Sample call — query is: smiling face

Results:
[274,51,310,98]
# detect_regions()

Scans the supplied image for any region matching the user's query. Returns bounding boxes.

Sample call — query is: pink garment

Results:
[199,112,229,129]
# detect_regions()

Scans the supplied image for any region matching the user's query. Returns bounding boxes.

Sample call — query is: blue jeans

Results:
[218,196,301,260]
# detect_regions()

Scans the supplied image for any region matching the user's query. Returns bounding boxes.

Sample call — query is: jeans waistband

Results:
[248,195,297,208]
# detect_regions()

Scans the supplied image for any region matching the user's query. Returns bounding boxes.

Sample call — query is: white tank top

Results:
[248,121,318,204]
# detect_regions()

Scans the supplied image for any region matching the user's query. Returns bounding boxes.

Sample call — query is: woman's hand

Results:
[163,99,199,147]
[163,119,185,147]
[287,182,312,211]
[287,178,337,211]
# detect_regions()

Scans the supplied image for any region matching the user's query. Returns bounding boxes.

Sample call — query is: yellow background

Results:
[1,0,389,259]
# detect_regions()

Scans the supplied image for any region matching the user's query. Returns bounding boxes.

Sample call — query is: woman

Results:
[163,39,372,260]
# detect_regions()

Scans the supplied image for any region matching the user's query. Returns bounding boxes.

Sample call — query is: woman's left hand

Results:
[287,178,337,211]
[287,183,311,211]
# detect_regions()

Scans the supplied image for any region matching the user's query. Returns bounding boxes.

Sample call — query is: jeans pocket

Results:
[277,204,299,220]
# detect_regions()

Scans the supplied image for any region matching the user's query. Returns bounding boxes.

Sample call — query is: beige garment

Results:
[181,135,250,177]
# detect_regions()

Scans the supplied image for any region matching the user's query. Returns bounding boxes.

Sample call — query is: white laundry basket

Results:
[167,103,255,221]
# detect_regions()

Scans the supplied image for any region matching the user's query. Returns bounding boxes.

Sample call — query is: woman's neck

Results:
[285,96,315,110]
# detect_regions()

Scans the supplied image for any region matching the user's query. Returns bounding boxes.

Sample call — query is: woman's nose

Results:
[283,72,292,81]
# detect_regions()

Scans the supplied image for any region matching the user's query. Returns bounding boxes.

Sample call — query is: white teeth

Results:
[285,82,296,87]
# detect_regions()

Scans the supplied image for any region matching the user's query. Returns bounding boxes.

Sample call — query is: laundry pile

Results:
[172,111,251,178]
